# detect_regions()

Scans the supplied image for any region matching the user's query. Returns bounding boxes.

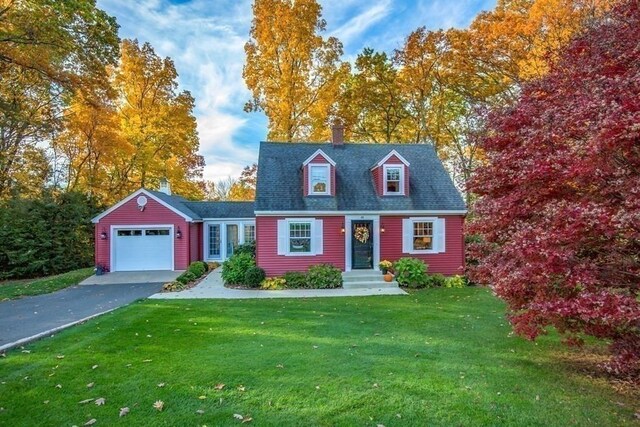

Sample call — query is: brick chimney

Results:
[331,122,345,146]
[159,178,171,195]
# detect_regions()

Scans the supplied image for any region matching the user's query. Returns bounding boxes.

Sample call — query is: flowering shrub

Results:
[444,275,466,288]
[379,260,393,273]
[394,258,428,288]
[261,277,286,290]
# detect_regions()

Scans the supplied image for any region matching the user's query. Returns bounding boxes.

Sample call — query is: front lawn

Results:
[0,268,94,300]
[0,288,637,426]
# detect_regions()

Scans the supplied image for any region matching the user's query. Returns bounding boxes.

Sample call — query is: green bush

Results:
[444,275,467,288]
[187,261,206,278]
[244,266,266,288]
[283,271,307,288]
[306,264,342,289]
[394,257,429,288]
[261,277,286,290]
[234,241,256,257]
[221,252,256,285]
[428,273,446,287]
[176,271,197,285]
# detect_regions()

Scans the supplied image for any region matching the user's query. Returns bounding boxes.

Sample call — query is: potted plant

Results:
[379,260,393,275]
[95,264,109,276]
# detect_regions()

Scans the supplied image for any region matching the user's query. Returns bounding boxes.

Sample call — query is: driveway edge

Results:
[0,307,118,352]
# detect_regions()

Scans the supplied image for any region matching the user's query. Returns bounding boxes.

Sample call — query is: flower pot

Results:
[383,273,393,282]
[381,267,388,275]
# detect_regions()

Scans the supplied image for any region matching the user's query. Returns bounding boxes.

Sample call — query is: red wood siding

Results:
[189,222,202,263]
[371,155,410,196]
[380,215,465,275]
[94,195,191,271]
[256,216,345,276]
[304,154,335,196]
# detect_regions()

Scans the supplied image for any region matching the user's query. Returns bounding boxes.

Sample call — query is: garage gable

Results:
[92,189,195,223]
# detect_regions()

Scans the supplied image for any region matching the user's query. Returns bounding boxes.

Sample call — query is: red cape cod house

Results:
[92,134,466,276]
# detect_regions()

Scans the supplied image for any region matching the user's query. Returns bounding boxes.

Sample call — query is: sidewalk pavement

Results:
[149,269,408,300]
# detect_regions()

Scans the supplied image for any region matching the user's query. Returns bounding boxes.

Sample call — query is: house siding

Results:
[256,215,345,276]
[189,222,202,263]
[94,196,190,271]
[380,215,465,275]
[371,154,410,196]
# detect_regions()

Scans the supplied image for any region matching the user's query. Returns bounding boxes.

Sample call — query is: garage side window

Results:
[117,230,142,236]
[208,225,221,258]
[145,229,170,236]
[244,224,255,243]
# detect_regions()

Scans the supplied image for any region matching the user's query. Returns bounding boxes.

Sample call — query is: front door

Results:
[351,220,373,269]
[226,224,238,257]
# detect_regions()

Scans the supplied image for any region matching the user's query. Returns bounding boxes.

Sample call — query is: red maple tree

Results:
[468,1,640,376]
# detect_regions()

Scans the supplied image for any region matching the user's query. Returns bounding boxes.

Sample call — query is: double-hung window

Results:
[309,164,330,195]
[384,165,404,195]
[243,224,255,243]
[402,217,445,254]
[413,221,433,251]
[289,222,312,253]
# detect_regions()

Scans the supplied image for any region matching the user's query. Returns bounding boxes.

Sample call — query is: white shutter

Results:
[435,218,446,253]
[314,219,323,255]
[277,219,287,255]
[402,219,413,253]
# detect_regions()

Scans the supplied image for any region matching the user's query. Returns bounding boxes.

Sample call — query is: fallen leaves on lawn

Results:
[196,409,205,414]
[87,382,94,388]
[55,384,62,389]
[95,398,105,406]
[276,364,284,369]
[233,414,253,423]
[56,355,64,359]
[92,365,98,370]
[21,350,30,354]
[157,382,165,388]
[372,383,379,388]
[79,398,94,404]
[43,400,49,404]
[142,359,152,363]
[312,345,318,349]
[237,385,246,392]
[214,383,225,390]
[84,419,96,426]
[153,400,164,411]
[198,395,207,400]
[119,407,130,417]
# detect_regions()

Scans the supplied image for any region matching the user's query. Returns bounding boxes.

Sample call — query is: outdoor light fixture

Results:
[340,223,345,234]
[380,223,386,233]
[100,229,108,240]
[176,227,182,239]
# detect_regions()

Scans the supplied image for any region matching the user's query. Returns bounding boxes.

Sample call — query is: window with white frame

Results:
[208,224,221,257]
[309,164,330,195]
[244,224,255,243]
[289,222,312,253]
[384,166,403,195]
[413,221,433,250]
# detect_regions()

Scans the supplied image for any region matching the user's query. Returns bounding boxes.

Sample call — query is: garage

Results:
[112,227,173,271]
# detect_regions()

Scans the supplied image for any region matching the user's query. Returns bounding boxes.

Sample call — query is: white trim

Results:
[308,163,331,196]
[403,217,444,254]
[372,149,410,168]
[302,149,336,167]
[283,218,316,256]
[255,210,467,216]
[203,220,255,261]
[110,224,175,272]
[383,164,405,196]
[92,189,194,223]
[345,215,380,272]
[201,217,254,221]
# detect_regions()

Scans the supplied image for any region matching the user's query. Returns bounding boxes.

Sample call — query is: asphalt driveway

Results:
[0,282,162,350]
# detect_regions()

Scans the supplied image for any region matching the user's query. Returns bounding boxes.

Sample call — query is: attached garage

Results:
[112,227,173,271]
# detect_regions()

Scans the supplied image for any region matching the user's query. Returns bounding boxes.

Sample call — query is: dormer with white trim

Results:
[371,149,410,196]
[302,149,336,197]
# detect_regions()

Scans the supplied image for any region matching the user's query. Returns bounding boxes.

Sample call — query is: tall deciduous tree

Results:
[0,0,119,198]
[110,39,203,201]
[243,0,349,141]
[468,0,640,376]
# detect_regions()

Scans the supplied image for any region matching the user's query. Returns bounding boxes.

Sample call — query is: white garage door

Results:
[113,228,173,271]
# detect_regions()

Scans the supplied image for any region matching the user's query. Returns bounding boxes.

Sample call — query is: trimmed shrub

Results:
[244,266,266,288]
[283,271,307,288]
[306,264,342,289]
[444,275,466,288]
[428,273,446,287]
[221,252,256,285]
[261,277,286,290]
[176,271,196,285]
[187,261,206,278]
[394,257,429,288]
[234,241,256,257]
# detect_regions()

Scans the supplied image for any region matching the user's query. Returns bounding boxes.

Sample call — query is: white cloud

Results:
[329,0,392,45]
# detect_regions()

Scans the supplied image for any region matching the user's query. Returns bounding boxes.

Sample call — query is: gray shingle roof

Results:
[148,190,255,220]
[183,201,255,219]
[255,142,465,212]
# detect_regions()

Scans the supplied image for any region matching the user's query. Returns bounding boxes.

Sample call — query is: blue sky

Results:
[98,0,496,182]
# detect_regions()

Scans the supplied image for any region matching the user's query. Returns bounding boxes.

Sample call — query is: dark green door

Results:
[352,220,373,269]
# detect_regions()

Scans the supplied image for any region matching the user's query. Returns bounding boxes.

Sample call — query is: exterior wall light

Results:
[176,227,182,239]
[340,223,345,234]
[380,223,385,233]
[100,229,108,240]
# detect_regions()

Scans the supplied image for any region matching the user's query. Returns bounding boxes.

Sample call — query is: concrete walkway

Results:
[81,270,182,285]
[0,282,163,350]
[150,269,408,300]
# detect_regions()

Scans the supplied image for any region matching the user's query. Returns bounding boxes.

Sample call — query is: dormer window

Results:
[310,164,330,195]
[383,165,404,195]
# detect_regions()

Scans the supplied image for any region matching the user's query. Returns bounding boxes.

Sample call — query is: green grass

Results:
[0,288,637,426]
[0,268,94,300]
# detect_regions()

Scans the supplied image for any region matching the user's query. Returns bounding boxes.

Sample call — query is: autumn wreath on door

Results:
[354,225,370,243]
